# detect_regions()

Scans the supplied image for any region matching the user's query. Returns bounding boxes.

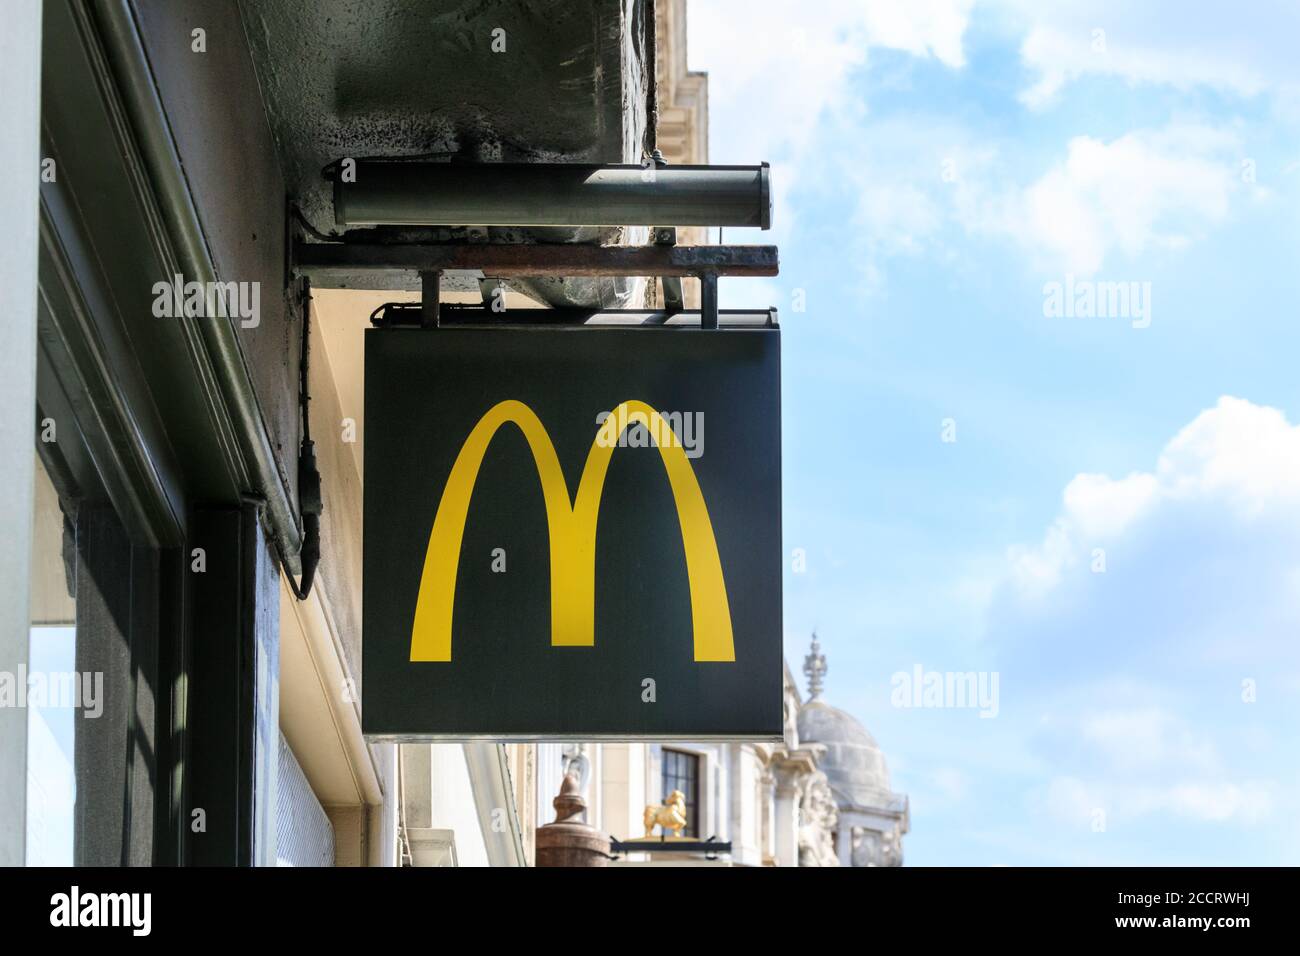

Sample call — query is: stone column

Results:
[770,747,820,867]
[772,775,801,867]
[759,770,775,864]
[838,823,853,867]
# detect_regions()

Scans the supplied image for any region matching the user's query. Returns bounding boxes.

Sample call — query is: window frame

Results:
[659,747,703,837]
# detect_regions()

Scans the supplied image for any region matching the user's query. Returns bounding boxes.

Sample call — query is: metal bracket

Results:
[297,239,778,331]
[653,226,685,314]
[699,272,719,330]
[296,240,777,277]
[420,270,441,327]
[478,277,506,312]
[369,303,777,328]
[609,835,732,860]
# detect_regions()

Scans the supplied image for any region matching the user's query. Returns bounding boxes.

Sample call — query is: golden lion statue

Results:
[643,790,688,838]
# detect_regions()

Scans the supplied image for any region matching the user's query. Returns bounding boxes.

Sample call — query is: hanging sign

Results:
[362,323,782,739]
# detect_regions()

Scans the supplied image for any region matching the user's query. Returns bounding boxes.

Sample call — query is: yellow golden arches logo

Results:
[409,399,735,663]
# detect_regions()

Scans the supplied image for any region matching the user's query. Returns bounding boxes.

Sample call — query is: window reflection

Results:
[26,453,76,866]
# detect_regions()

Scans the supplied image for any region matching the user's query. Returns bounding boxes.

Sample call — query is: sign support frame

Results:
[292,238,778,331]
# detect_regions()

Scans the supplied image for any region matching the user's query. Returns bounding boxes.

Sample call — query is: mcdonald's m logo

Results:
[409,400,735,663]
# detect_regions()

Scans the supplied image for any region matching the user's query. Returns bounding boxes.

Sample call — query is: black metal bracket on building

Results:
[292,239,778,331]
[654,226,685,314]
[420,269,440,329]
[368,302,779,329]
[609,835,732,861]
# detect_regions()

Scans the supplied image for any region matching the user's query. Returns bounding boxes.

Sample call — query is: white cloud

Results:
[1158,397,1300,514]
[1004,0,1300,108]
[1024,127,1238,274]
[955,124,1244,276]
[689,3,1286,291]
[857,0,974,69]
[985,397,1300,850]
[786,117,1002,293]
[1061,472,1160,540]
[817,120,1249,285]
[1080,707,1218,773]
[688,0,974,165]
[1009,397,1300,599]
[687,0,975,283]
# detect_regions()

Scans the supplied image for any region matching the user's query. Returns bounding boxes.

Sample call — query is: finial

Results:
[803,631,827,699]
[553,751,590,824]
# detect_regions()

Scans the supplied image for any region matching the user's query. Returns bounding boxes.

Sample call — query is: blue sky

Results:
[690,0,1300,864]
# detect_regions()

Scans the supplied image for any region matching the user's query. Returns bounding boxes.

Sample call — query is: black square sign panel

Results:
[362,325,782,739]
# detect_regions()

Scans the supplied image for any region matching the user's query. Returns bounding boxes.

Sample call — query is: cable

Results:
[369,301,412,325]
[291,204,344,244]
[285,276,322,601]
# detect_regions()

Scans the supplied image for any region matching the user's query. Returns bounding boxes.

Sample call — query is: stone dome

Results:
[797,699,893,808]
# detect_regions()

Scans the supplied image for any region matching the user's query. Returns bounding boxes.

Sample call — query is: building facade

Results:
[4,0,902,868]
[531,636,909,867]
[7,0,666,869]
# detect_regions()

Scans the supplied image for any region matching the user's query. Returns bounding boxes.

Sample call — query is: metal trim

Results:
[332,162,772,230]
[295,240,778,280]
[92,0,303,568]
[37,186,186,547]
[367,733,787,744]
[370,304,778,329]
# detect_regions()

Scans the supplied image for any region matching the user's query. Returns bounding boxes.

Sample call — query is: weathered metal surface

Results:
[238,0,647,240]
[295,241,779,278]
[333,161,771,229]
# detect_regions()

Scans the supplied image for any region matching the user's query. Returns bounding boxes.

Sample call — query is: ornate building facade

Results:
[796,636,911,866]
[531,635,910,866]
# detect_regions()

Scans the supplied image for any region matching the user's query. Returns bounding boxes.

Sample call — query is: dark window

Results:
[660,749,700,837]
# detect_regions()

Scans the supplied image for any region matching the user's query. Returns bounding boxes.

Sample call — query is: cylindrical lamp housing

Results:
[332,162,771,230]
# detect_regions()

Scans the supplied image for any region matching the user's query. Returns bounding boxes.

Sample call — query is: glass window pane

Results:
[660,749,699,837]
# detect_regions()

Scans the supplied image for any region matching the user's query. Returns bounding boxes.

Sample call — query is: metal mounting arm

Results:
[293,239,778,330]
